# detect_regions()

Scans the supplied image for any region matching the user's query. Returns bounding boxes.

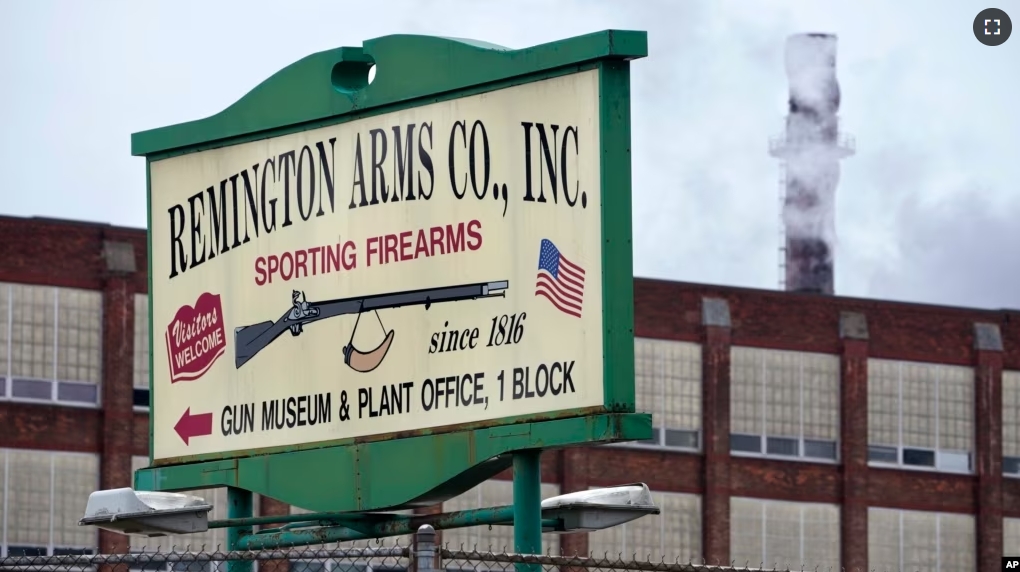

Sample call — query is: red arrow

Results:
[174,407,213,446]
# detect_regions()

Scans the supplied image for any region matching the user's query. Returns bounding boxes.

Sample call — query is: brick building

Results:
[1,214,1019,572]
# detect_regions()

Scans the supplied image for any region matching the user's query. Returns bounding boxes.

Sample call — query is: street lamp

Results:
[78,487,214,537]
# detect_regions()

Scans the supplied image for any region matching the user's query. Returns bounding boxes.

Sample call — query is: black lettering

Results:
[550,362,563,396]
[513,367,525,399]
[220,406,231,436]
[286,396,296,428]
[449,121,467,199]
[392,124,415,201]
[369,128,388,204]
[296,145,316,221]
[421,378,434,411]
[229,173,243,249]
[358,387,369,418]
[241,166,261,244]
[261,158,278,233]
[242,403,254,433]
[349,134,368,208]
[206,182,230,260]
[315,138,337,216]
[297,395,308,426]
[168,204,187,278]
[535,363,548,397]
[469,120,490,200]
[473,372,484,405]
[317,393,332,423]
[563,360,576,393]
[562,126,580,206]
[402,382,413,413]
[278,151,296,227]
[261,400,278,431]
[536,124,560,203]
[187,191,207,269]
[417,122,434,199]
[521,122,535,202]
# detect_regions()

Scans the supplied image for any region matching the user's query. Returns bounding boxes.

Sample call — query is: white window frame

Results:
[729,348,840,464]
[1,284,103,409]
[731,497,840,570]
[869,508,975,572]
[867,361,974,475]
[614,339,702,453]
[0,448,100,558]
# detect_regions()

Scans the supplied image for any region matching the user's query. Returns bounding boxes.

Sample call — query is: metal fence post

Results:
[415,525,437,572]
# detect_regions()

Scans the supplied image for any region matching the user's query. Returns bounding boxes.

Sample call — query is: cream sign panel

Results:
[149,69,604,462]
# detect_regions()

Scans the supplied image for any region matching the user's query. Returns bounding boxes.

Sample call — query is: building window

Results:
[729,347,840,462]
[1003,371,1020,476]
[134,294,151,410]
[588,489,700,563]
[867,359,974,473]
[868,508,974,572]
[730,497,840,571]
[0,448,99,557]
[617,338,701,451]
[1006,517,1020,556]
[0,283,102,407]
[442,480,560,557]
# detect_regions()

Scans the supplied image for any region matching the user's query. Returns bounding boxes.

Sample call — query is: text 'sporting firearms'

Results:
[233,281,510,372]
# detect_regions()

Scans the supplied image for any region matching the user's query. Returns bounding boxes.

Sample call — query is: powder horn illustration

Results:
[232,281,509,371]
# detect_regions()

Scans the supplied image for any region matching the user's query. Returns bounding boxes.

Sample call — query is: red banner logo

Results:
[165,293,227,383]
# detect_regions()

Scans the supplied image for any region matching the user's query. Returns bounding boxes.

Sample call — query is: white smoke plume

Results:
[777,33,851,294]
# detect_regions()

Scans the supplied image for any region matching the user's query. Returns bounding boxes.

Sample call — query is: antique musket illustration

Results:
[233,280,510,371]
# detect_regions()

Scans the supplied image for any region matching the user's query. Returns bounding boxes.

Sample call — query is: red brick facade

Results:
[0,215,1016,571]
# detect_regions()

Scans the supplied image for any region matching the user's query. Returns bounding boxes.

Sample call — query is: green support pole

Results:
[512,450,542,571]
[226,487,253,572]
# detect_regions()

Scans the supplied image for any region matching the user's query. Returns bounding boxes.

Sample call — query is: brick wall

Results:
[1,215,1018,571]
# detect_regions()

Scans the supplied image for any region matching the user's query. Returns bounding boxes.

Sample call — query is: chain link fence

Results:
[0,528,896,572]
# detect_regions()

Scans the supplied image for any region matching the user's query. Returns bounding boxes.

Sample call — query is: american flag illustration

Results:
[535,239,586,318]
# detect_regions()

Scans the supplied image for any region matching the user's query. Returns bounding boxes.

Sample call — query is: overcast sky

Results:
[1,0,1017,309]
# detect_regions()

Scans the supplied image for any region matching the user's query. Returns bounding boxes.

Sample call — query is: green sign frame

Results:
[133,30,650,514]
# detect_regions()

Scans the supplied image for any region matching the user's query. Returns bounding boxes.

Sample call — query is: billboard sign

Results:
[148,69,612,463]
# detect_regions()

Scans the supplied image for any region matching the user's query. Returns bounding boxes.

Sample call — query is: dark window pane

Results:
[53,548,94,556]
[7,546,48,557]
[11,378,51,400]
[134,387,151,408]
[637,427,662,446]
[804,439,838,460]
[664,429,699,449]
[1005,456,1020,475]
[903,448,936,467]
[868,445,898,463]
[291,563,326,572]
[766,436,799,456]
[173,562,208,572]
[730,433,762,453]
[58,381,98,403]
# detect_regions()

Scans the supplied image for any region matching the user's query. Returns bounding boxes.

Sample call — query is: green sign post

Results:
[131,30,650,562]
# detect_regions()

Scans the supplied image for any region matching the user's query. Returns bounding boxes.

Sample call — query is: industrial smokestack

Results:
[769,33,854,295]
